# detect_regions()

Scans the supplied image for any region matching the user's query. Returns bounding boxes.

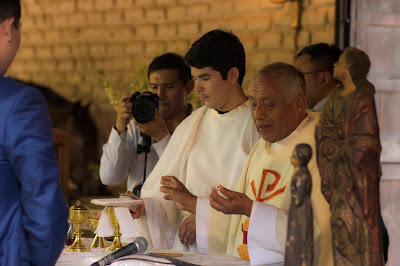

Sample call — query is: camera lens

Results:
[132,99,156,123]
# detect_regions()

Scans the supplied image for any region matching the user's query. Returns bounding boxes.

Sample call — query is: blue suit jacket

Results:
[0,76,68,266]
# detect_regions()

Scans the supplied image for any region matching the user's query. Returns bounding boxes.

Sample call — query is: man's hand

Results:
[178,214,196,245]
[134,109,169,142]
[160,176,197,214]
[123,190,146,219]
[115,94,133,134]
[209,185,253,217]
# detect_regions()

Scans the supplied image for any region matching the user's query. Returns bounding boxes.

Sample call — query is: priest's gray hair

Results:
[251,62,306,104]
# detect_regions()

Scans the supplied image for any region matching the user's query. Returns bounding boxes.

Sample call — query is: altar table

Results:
[55,238,274,266]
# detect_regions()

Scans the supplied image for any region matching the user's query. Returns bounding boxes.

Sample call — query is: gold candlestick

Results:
[89,218,107,248]
[66,201,90,252]
[105,206,124,251]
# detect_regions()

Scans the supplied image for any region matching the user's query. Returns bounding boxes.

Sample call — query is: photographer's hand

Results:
[115,94,133,134]
[134,109,169,142]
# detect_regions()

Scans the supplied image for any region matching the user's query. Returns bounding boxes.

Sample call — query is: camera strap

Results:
[133,133,152,197]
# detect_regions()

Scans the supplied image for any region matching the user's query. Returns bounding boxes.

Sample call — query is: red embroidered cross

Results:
[251,169,286,202]
[241,223,248,245]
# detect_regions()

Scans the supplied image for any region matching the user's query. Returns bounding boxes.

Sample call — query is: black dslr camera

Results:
[126,91,159,123]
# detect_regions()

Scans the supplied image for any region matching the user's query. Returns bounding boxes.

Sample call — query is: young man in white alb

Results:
[135,29,260,252]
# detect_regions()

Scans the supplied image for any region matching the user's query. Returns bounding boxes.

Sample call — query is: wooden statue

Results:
[315,47,384,265]
[285,144,313,266]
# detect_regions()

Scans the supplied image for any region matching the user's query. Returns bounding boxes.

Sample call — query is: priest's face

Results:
[190,66,236,112]
[249,73,304,143]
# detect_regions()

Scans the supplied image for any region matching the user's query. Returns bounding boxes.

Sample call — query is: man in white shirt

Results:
[161,63,333,265]
[134,29,260,251]
[99,53,193,194]
[294,43,342,112]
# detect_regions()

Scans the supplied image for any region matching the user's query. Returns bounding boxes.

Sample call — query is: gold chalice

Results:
[105,206,124,251]
[89,218,107,248]
[66,200,91,252]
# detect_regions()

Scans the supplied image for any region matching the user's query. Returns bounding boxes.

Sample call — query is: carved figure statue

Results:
[315,47,384,265]
[285,143,313,266]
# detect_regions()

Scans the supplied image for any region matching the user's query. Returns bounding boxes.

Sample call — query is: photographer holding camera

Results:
[100,53,193,194]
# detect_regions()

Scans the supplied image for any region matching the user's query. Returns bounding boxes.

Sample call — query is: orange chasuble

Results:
[225,113,332,266]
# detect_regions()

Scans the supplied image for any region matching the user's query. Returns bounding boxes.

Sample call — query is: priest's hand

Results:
[123,190,146,219]
[179,214,196,245]
[130,203,145,219]
[160,176,197,214]
[210,185,253,217]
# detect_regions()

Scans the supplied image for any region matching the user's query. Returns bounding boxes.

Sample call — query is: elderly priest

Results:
[161,62,333,265]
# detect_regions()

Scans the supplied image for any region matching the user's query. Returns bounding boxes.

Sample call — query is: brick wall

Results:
[8,0,335,153]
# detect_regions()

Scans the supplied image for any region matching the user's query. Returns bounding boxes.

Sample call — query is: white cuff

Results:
[109,125,126,144]
[248,201,284,265]
[196,197,211,255]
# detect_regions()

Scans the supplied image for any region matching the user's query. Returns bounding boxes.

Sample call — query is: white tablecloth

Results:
[55,238,255,266]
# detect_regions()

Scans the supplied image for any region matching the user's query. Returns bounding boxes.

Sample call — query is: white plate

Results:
[90,198,142,207]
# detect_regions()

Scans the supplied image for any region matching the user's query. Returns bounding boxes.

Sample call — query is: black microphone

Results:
[90,237,148,266]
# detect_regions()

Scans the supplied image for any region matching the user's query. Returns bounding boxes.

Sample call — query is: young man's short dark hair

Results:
[148,53,192,86]
[0,0,21,29]
[184,29,246,85]
[297,43,342,75]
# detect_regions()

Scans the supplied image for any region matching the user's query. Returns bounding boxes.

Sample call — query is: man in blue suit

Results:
[0,1,69,265]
